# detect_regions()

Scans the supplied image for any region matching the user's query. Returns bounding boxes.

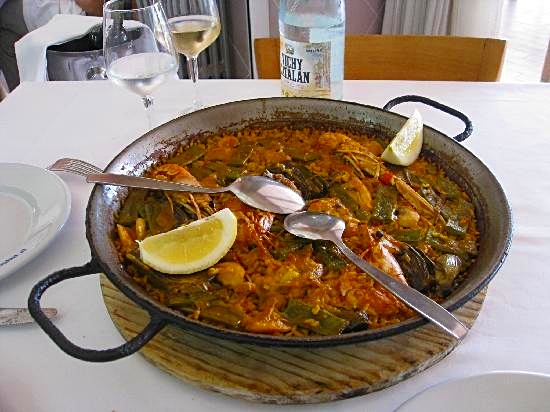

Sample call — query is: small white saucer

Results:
[396,371,550,412]
[0,163,71,281]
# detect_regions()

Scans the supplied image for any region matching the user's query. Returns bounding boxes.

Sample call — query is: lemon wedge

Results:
[381,109,423,166]
[138,208,237,275]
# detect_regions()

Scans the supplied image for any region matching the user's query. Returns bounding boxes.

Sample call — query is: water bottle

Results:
[279,0,345,99]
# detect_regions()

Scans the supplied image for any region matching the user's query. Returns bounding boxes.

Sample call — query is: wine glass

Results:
[167,0,221,111]
[103,0,178,127]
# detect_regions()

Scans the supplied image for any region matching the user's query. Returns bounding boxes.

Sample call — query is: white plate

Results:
[0,163,71,281]
[396,371,550,412]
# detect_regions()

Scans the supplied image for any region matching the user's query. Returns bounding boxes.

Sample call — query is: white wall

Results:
[450,0,504,37]
[265,0,386,37]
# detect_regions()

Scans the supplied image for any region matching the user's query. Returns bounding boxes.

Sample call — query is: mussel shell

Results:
[396,246,436,293]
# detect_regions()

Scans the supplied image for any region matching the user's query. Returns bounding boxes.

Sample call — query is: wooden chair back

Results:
[254,35,506,81]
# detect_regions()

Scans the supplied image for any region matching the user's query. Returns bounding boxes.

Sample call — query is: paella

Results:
[113,125,479,337]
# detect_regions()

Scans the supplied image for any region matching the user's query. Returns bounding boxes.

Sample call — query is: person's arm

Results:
[75,0,103,16]
[23,0,103,31]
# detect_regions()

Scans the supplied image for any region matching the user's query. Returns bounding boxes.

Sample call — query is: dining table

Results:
[0,78,549,411]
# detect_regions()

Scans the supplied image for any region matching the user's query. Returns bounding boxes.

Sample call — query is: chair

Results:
[254,35,506,81]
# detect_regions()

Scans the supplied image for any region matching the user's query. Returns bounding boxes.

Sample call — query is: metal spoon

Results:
[283,211,469,341]
[87,173,305,214]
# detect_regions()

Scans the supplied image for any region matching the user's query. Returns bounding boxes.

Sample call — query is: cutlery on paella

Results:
[47,157,305,214]
[86,172,305,215]
[284,211,468,341]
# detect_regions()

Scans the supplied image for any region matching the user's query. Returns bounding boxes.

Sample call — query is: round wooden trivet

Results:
[100,275,486,404]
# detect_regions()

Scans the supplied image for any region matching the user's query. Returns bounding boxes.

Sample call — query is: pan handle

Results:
[383,95,473,142]
[28,261,166,362]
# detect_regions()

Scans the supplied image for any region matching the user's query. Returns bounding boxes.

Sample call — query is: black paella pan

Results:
[28,96,513,362]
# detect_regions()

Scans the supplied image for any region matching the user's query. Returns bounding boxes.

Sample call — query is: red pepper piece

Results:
[379,171,395,185]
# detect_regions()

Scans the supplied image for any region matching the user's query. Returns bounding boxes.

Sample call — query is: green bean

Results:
[445,216,468,237]
[392,228,424,242]
[283,299,348,335]
[420,183,453,219]
[149,270,213,293]
[330,184,370,221]
[228,143,254,167]
[269,163,328,199]
[313,240,347,270]
[170,144,206,166]
[206,162,242,185]
[117,189,148,226]
[435,174,460,200]
[372,185,397,223]
[200,305,243,328]
[286,147,320,162]
[138,199,176,234]
[272,233,311,260]
[125,253,156,278]
[426,230,478,260]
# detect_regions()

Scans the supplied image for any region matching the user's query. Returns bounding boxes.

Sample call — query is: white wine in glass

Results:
[103,0,178,127]
[168,0,221,111]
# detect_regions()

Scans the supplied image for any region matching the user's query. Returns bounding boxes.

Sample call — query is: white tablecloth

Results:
[0,79,549,412]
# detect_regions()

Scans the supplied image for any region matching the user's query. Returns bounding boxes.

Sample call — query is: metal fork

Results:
[48,158,103,176]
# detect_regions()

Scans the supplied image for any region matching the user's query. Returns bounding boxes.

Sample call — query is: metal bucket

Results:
[46,24,107,81]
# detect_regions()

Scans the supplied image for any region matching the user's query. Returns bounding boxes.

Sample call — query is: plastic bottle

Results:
[279,0,345,99]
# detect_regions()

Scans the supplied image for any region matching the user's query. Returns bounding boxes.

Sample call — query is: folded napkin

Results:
[15,14,102,83]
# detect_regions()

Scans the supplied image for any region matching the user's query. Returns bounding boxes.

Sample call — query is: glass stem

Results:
[142,95,154,130]
[187,56,200,109]
[142,95,154,109]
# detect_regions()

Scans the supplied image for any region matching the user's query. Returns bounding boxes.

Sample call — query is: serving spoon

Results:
[87,173,305,215]
[283,211,469,341]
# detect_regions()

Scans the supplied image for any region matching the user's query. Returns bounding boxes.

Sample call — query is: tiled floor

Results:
[498,0,550,82]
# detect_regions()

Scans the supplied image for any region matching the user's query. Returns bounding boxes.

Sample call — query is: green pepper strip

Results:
[391,228,424,243]
[199,305,243,328]
[228,143,254,167]
[117,189,148,226]
[421,183,471,236]
[445,216,468,237]
[286,147,320,162]
[283,299,349,335]
[330,184,370,221]
[426,230,478,260]
[272,234,311,260]
[313,240,347,270]
[170,144,206,166]
[207,162,242,186]
[372,185,397,223]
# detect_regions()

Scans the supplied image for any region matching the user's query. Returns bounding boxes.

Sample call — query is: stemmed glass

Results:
[167,0,221,111]
[103,0,178,128]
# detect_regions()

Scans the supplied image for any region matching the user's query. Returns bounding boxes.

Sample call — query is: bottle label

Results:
[280,37,331,98]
